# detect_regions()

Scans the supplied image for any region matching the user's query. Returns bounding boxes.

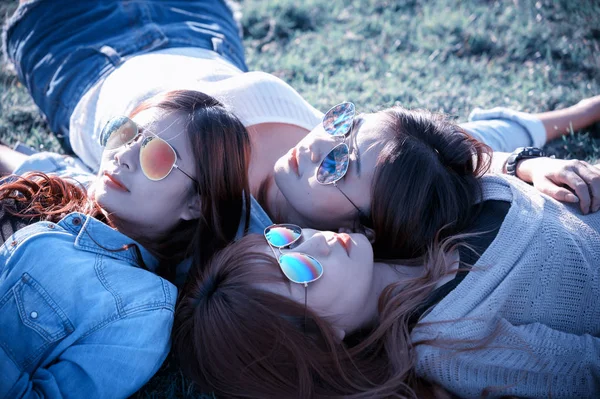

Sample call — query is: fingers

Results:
[578,163,600,212]
[568,173,593,214]
[547,160,600,214]
[536,177,581,204]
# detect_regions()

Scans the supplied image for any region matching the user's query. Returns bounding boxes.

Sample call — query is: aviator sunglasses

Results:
[100,116,198,184]
[264,224,324,329]
[317,102,366,219]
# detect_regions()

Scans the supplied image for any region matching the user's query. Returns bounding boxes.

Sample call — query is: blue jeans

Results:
[3,0,247,152]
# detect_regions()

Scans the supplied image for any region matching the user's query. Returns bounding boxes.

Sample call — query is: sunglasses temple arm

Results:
[303,283,308,334]
[333,183,368,220]
[266,242,281,261]
[173,164,198,185]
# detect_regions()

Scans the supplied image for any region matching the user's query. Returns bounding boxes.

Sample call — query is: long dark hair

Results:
[129,90,252,277]
[1,90,252,279]
[369,106,492,260]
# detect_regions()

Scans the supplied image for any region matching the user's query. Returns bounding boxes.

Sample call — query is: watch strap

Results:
[505,147,547,176]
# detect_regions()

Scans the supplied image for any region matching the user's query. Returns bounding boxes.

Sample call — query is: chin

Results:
[273,157,288,178]
[94,195,119,217]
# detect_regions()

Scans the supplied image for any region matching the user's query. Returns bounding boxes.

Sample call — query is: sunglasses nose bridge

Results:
[112,143,132,171]
[115,136,144,173]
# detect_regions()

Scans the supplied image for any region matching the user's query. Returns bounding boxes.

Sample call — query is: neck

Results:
[257,173,305,225]
[358,261,426,329]
[256,174,283,223]
[247,123,309,196]
[358,249,462,330]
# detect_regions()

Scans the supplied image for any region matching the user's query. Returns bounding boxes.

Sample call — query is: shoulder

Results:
[1,218,177,313]
[206,71,324,129]
[11,152,95,186]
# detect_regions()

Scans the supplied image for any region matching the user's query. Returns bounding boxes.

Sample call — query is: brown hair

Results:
[173,234,457,398]
[369,106,492,260]
[1,90,251,279]
[128,90,251,277]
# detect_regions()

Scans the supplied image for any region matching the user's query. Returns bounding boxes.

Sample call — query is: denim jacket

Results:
[0,212,177,399]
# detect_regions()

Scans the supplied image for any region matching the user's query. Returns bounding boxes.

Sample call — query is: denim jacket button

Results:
[10,240,18,247]
[47,224,55,229]
[72,217,81,226]
[30,311,38,319]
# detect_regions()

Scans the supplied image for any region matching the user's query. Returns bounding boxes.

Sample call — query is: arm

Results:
[2,308,173,399]
[0,149,96,188]
[0,145,29,176]
[535,95,600,141]
[414,319,600,398]
[487,151,510,174]
[515,157,600,214]
[487,151,600,214]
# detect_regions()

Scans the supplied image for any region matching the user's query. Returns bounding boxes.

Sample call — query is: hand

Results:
[516,157,600,214]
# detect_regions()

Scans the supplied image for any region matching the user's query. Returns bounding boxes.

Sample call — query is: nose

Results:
[112,141,139,172]
[293,229,332,257]
[307,135,338,163]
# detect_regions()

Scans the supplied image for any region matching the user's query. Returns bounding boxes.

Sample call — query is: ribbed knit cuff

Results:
[468,107,546,148]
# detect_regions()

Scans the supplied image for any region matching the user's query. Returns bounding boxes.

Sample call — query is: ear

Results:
[181,195,202,221]
[338,226,376,244]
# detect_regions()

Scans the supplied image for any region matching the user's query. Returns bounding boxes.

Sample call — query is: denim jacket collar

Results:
[234,195,273,239]
[57,212,159,271]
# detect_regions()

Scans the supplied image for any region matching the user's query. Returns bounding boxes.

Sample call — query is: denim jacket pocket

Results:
[0,273,74,372]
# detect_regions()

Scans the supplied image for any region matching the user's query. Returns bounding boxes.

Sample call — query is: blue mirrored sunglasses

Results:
[316,102,356,185]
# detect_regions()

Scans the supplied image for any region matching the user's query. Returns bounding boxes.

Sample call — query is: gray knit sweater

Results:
[412,174,600,398]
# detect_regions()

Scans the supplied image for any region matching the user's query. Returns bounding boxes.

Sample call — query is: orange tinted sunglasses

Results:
[100,116,197,183]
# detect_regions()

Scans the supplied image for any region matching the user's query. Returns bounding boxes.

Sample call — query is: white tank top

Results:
[69,47,323,171]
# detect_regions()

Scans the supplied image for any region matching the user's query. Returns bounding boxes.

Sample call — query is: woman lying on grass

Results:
[3,0,599,214]
[0,90,251,398]
[174,100,600,398]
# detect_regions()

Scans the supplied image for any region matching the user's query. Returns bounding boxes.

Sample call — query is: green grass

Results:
[1,0,599,397]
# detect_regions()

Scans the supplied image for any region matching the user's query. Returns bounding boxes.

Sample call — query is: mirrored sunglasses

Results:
[264,224,324,286]
[99,116,197,184]
[316,102,356,185]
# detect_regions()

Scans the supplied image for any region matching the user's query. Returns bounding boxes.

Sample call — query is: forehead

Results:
[132,108,188,142]
[351,112,390,167]
[354,112,389,146]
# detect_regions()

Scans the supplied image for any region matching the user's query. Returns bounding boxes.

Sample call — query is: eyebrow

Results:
[139,126,183,160]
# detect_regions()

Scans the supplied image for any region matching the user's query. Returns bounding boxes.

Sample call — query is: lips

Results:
[335,233,353,255]
[289,147,300,176]
[103,171,129,192]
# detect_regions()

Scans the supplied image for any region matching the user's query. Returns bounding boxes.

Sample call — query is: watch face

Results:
[506,147,545,176]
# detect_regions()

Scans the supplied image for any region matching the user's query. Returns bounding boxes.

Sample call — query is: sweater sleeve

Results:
[414,318,600,398]
[0,199,31,246]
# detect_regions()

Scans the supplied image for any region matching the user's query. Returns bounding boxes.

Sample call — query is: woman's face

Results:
[262,228,375,335]
[272,112,389,230]
[91,108,199,240]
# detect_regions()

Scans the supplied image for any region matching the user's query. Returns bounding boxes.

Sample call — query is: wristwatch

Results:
[505,147,547,176]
